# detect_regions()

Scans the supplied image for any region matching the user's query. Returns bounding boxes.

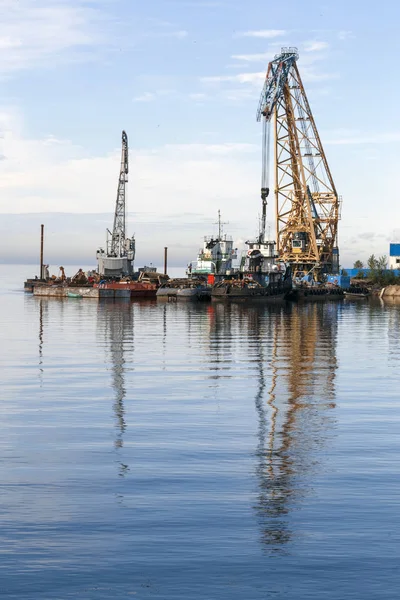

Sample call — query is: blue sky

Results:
[0,0,399,268]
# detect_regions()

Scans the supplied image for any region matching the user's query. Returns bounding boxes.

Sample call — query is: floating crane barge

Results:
[210,46,344,301]
[95,130,167,297]
[256,47,341,283]
[24,131,166,299]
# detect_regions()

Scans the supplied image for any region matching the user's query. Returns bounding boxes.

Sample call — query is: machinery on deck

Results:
[97,131,135,277]
[257,47,341,280]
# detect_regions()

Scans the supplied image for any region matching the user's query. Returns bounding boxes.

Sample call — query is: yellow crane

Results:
[257,47,341,281]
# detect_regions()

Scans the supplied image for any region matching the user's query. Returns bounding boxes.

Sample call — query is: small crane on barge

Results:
[256,47,341,281]
[97,131,135,278]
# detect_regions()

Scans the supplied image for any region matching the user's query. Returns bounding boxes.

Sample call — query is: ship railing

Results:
[198,253,236,261]
[203,235,233,242]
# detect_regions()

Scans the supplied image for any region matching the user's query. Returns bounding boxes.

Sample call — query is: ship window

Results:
[292,240,302,248]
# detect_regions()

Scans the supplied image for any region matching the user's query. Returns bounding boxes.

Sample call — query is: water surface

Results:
[1,265,400,599]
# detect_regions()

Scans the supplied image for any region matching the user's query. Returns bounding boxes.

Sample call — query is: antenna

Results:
[214,209,229,240]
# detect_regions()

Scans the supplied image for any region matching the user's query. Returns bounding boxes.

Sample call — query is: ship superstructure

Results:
[241,239,287,283]
[188,211,237,277]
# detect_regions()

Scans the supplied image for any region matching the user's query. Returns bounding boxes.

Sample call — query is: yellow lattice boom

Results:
[258,48,341,279]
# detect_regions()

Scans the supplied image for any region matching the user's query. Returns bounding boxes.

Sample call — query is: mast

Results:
[214,209,228,240]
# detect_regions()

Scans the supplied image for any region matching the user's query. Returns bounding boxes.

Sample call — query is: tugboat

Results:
[187,210,237,282]
[211,182,292,301]
[156,210,234,301]
[156,278,210,301]
[211,238,291,301]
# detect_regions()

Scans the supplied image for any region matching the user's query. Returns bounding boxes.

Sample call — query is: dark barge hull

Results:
[288,288,344,302]
[211,288,287,302]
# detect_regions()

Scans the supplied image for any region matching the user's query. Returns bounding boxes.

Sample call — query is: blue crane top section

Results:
[256,47,299,122]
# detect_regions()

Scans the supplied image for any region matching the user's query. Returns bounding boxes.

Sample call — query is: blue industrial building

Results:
[389,244,400,269]
[344,268,400,278]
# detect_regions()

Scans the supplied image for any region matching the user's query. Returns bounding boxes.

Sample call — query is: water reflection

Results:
[249,305,293,549]
[97,300,133,477]
[254,303,338,552]
[207,302,338,553]
[208,302,234,379]
[37,298,49,387]
[38,299,44,377]
[383,301,400,363]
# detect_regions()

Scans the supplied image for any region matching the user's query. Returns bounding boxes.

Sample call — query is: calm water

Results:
[1,265,400,599]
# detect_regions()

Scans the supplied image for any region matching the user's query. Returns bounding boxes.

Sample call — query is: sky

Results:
[0,0,399,270]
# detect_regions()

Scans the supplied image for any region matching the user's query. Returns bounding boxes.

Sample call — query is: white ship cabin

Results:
[244,240,283,273]
[188,235,238,276]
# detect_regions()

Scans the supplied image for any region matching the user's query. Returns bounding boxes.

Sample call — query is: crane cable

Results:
[261,116,271,198]
[260,116,271,241]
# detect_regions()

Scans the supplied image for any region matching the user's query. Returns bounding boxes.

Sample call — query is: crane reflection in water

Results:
[207,301,338,553]
[97,299,134,477]
[254,302,338,551]
[37,298,47,385]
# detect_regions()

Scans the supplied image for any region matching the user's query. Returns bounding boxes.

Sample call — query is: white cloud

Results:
[133,92,156,102]
[338,30,354,41]
[144,20,188,39]
[237,29,286,39]
[231,53,269,63]
[171,30,188,38]
[220,88,254,102]
[210,46,336,87]
[303,41,329,52]
[202,66,336,86]
[0,114,398,267]
[174,1,222,6]
[0,116,263,263]
[325,132,400,145]
[188,93,207,100]
[162,142,256,155]
[295,49,338,82]
[0,111,259,219]
[133,89,176,102]
[201,72,264,85]
[0,1,188,76]
[300,67,338,82]
[0,0,107,74]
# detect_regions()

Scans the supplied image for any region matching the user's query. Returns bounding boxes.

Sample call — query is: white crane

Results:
[97,131,135,277]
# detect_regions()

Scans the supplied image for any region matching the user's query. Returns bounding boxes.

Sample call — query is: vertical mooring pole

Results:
[164,247,168,275]
[40,224,44,279]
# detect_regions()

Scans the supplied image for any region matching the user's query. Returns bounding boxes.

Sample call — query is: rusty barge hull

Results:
[30,281,157,300]
[96,282,157,298]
